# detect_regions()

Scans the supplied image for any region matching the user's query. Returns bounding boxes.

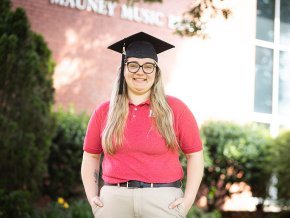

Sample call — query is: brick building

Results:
[11,0,290,136]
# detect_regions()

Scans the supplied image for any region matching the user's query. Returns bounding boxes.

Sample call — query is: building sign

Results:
[49,0,181,29]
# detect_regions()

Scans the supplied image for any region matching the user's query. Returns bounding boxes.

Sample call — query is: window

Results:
[254,0,290,135]
[280,1,290,46]
[254,46,273,114]
[256,0,275,42]
[279,51,290,116]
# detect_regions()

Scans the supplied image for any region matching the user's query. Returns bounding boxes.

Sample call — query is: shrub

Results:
[195,121,271,211]
[187,206,221,218]
[272,131,290,207]
[0,189,33,217]
[34,199,93,218]
[0,0,55,195]
[42,108,89,199]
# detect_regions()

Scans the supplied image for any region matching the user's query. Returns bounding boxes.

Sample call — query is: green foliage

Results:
[187,206,221,218]
[198,121,271,211]
[133,0,231,38]
[272,131,290,206]
[174,0,231,38]
[124,0,230,38]
[69,200,93,218]
[0,0,55,196]
[43,108,89,199]
[35,199,93,218]
[0,189,33,218]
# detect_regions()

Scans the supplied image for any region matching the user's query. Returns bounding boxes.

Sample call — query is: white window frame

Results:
[254,0,290,136]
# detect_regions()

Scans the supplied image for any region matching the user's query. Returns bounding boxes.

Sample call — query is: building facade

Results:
[11,0,290,136]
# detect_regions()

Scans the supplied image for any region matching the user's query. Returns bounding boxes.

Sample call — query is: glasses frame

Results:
[125,61,157,74]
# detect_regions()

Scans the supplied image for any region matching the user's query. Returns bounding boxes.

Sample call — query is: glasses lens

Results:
[127,62,139,73]
[143,63,155,74]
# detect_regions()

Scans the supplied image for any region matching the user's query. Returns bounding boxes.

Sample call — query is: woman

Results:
[81,32,204,218]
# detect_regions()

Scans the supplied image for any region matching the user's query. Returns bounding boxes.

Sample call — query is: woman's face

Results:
[124,57,157,96]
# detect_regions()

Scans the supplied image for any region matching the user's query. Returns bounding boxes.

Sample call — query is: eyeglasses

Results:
[126,61,157,74]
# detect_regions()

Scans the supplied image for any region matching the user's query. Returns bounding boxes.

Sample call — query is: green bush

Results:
[273,131,290,206]
[42,109,89,199]
[0,189,33,218]
[34,199,92,218]
[196,121,271,211]
[187,206,221,218]
[0,0,55,196]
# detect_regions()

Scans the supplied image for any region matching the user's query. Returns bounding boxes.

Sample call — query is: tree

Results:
[198,121,271,211]
[273,131,290,208]
[43,109,89,199]
[0,0,55,196]
[129,0,231,38]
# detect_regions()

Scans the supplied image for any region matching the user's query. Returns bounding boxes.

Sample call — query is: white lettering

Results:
[107,1,117,16]
[121,5,164,27]
[76,0,87,10]
[49,1,169,28]
[64,0,76,8]
[155,12,164,26]
[50,0,65,5]
[121,5,134,21]
[140,9,151,24]
[86,0,98,12]
[97,0,107,15]
[141,10,164,26]
[133,7,142,22]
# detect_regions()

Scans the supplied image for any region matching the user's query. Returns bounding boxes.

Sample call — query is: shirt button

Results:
[134,108,137,111]
[133,115,136,118]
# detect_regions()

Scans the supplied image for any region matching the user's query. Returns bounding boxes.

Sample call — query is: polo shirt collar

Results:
[128,99,150,106]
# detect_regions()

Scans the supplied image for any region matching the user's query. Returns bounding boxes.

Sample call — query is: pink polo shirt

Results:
[83,96,202,183]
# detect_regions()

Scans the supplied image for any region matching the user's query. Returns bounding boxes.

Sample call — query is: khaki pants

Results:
[92,185,186,218]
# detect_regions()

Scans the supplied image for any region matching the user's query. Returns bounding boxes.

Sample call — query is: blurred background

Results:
[0,0,290,217]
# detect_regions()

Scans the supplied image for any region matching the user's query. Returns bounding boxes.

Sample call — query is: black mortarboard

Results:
[107,32,174,94]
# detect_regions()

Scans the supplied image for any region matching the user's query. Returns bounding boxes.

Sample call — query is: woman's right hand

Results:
[90,196,104,208]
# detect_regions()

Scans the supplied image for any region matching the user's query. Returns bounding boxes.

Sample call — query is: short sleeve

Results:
[83,102,109,154]
[177,105,203,154]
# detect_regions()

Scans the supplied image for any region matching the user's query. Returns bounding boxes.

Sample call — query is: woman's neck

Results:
[128,91,151,105]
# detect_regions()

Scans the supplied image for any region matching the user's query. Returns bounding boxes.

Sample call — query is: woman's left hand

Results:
[168,197,192,215]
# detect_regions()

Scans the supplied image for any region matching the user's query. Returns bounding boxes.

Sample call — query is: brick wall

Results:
[11,0,191,114]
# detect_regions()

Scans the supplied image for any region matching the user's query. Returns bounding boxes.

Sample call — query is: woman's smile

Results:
[133,78,147,82]
[124,57,156,95]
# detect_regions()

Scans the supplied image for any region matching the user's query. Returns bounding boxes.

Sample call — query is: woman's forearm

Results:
[183,150,204,205]
[81,151,101,205]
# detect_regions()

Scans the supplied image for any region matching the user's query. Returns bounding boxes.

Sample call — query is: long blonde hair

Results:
[102,67,178,155]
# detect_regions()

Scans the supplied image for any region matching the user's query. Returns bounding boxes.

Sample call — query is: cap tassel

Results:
[118,43,126,95]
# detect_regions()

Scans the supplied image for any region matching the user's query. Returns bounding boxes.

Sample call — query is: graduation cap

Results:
[107,32,174,94]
